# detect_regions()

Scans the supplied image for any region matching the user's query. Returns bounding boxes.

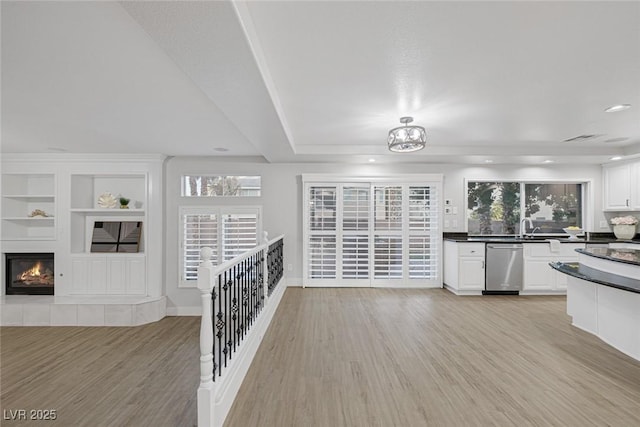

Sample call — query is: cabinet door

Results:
[87,258,107,294]
[458,257,485,290]
[631,162,640,210]
[603,164,632,210]
[71,258,88,295]
[107,258,126,294]
[523,259,554,291]
[126,257,146,295]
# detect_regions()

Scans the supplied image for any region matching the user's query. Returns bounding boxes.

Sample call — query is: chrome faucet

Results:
[519,218,534,239]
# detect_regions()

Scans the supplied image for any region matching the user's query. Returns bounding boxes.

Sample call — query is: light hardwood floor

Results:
[2,289,640,427]
[225,288,640,427]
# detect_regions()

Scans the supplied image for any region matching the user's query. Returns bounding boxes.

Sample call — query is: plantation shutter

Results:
[303,175,442,288]
[408,186,439,279]
[307,186,337,279]
[373,185,403,279]
[222,213,258,261]
[342,186,370,279]
[182,212,218,281]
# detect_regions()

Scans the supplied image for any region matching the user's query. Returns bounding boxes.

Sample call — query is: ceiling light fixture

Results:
[543,159,554,163]
[387,116,426,153]
[610,156,623,161]
[368,158,376,163]
[604,104,631,113]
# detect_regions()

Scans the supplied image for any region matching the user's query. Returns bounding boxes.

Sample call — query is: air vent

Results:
[604,137,629,143]
[563,134,603,143]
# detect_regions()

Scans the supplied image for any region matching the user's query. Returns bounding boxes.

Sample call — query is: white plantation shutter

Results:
[374,186,403,279]
[303,176,442,287]
[182,212,218,282]
[309,236,337,279]
[408,186,438,279]
[180,206,261,287]
[342,187,369,279]
[222,213,258,261]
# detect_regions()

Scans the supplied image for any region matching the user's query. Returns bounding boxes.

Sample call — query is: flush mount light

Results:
[484,159,494,163]
[387,116,427,153]
[604,104,631,113]
[610,156,623,161]
[543,159,554,163]
[368,158,376,163]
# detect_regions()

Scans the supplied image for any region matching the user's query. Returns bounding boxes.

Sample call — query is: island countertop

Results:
[575,247,640,266]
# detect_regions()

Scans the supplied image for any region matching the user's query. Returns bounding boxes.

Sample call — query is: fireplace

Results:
[5,253,54,295]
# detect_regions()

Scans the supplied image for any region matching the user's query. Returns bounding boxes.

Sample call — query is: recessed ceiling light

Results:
[213,147,229,152]
[47,147,68,152]
[484,159,493,163]
[610,156,623,161]
[604,104,631,113]
[543,159,554,163]
[368,158,376,163]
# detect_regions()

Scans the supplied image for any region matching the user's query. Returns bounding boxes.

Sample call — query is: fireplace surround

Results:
[5,253,54,295]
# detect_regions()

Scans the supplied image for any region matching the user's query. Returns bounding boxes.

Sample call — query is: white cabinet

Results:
[70,254,146,295]
[444,241,485,294]
[603,161,640,211]
[522,243,584,293]
[1,174,56,240]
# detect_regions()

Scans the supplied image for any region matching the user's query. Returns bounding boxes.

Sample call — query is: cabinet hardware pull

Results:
[481,261,485,269]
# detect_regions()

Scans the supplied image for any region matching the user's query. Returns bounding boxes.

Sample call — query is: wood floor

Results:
[1,316,200,427]
[2,289,640,426]
[225,288,640,427]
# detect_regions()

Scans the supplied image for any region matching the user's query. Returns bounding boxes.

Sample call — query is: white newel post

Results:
[197,247,215,427]
[262,231,269,300]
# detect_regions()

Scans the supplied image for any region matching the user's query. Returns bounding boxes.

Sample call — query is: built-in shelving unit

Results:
[1,174,56,240]
[70,173,146,254]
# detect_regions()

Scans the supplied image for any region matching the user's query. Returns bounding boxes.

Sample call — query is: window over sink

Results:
[467,181,584,236]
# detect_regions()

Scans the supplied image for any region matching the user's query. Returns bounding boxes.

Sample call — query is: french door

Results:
[303,175,442,288]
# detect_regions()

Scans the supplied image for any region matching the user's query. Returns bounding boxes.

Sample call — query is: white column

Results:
[197,247,215,427]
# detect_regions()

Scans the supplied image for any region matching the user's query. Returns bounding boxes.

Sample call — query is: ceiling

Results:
[2,1,639,164]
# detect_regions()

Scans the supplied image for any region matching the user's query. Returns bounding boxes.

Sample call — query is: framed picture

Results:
[90,221,143,253]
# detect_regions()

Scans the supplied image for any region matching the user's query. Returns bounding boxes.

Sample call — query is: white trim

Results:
[166,306,202,316]
[302,173,444,183]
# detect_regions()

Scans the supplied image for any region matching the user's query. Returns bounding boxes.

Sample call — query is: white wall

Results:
[164,157,606,311]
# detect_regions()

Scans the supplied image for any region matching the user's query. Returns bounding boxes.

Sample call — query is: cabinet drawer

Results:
[526,243,583,258]
[458,243,485,256]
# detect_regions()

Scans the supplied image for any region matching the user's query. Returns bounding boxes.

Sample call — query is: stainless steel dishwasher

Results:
[483,243,523,295]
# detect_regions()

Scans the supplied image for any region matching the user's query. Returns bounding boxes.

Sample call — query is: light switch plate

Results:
[444,207,452,214]
[445,199,452,206]
[452,206,458,214]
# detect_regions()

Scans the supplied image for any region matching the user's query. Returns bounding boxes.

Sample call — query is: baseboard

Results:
[166,306,202,316]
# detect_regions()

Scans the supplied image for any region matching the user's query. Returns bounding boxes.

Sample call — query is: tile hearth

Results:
[0,295,166,326]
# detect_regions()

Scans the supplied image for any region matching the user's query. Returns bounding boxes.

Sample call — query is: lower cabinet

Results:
[522,243,584,293]
[71,254,146,295]
[444,241,485,294]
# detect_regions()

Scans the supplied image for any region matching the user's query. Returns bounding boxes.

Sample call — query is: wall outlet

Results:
[452,206,458,215]
[452,219,458,228]
[445,199,452,206]
[287,263,293,272]
[444,220,450,228]
[444,207,452,214]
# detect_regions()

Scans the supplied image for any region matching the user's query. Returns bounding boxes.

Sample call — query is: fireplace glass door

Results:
[5,253,54,295]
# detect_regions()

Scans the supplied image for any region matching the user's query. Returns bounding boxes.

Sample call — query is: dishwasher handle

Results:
[486,244,523,249]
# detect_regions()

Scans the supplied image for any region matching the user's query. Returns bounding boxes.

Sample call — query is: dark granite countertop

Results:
[576,247,640,266]
[550,262,640,294]
[443,232,640,245]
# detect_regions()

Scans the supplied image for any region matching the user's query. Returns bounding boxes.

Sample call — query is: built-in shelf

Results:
[3,195,55,200]
[1,173,56,240]
[2,217,55,221]
[70,208,145,214]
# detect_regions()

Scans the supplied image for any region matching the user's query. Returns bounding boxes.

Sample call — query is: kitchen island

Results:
[550,246,640,362]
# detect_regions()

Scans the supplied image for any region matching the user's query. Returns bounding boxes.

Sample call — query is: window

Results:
[180,207,261,286]
[303,175,442,288]
[181,175,261,197]
[467,181,584,235]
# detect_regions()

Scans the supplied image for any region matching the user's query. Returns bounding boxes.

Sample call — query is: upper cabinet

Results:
[603,160,640,211]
